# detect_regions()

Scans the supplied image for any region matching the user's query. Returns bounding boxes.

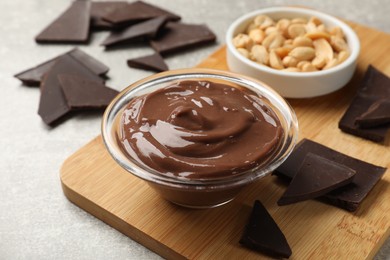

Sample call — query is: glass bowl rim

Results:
[101,68,299,189]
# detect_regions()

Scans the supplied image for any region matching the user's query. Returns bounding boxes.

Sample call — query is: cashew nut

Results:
[233,33,253,49]
[313,38,334,62]
[288,24,306,38]
[293,36,313,47]
[262,32,285,49]
[269,50,284,69]
[289,46,316,61]
[249,28,265,44]
[251,45,269,65]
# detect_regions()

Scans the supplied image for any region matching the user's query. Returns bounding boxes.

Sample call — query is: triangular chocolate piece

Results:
[240,200,292,258]
[150,22,216,55]
[101,16,168,47]
[14,58,57,86]
[339,95,388,142]
[38,55,103,125]
[359,65,390,99]
[102,0,180,26]
[127,52,168,72]
[355,99,390,128]
[277,153,356,206]
[273,139,386,212]
[58,74,119,109]
[14,48,109,86]
[339,65,390,142]
[68,49,109,76]
[35,0,91,43]
[91,1,128,30]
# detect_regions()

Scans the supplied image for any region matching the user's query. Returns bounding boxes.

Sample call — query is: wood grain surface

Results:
[60,22,390,260]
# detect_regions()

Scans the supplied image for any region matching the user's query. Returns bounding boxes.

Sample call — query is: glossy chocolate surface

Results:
[118,80,283,179]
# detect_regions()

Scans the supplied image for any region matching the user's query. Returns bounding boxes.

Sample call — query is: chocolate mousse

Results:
[118,80,283,179]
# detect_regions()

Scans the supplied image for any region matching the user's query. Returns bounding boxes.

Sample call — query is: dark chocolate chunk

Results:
[240,200,292,258]
[127,52,168,72]
[38,55,103,125]
[14,57,57,86]
[359,65,390,99]
[277,153,356,206]
[91,1,128,30]
[14,48,109,86]
[35,0,91,43]
[68,48,110,76]
[339,95,388,142]
[355,99,390,128]
[150,22,217,55]
[58,74,119,109]
[101,16,168,47]
[102,0,180,26]
[273,139,386,212]
[339,65,390,142]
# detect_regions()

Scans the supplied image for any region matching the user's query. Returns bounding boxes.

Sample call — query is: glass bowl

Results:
[102,68,298,208]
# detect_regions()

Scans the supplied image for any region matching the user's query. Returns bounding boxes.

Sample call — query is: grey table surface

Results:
[1,0,389,259]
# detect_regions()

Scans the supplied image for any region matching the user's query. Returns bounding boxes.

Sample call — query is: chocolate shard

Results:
[102,0,180,26]
[101,16,168,47]
[91,1,128,30]
[38,55,103,125]
[35,0,91,43]
[355,99,390,128]
[150,22,217,55]
[359,65,390,98]
[277,153,356,206]
[240,200,292,259]
[58,74,119,109]
[14,58,57,86]
[68,48,109,76]
[14,48,109,86]
[339,95,388,142]
[273,139,386,212]
[339,65,390,142]
[127,52,168,72]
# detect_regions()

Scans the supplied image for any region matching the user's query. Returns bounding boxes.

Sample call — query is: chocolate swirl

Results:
[119,80,283,179]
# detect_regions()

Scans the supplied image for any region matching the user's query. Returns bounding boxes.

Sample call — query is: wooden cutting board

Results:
[60,21,390,260]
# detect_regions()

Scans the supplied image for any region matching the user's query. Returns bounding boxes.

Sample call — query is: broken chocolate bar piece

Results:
[14,48,109,86]
[274,139,386,211]
[240,200,292,258]
[101,16,168,47]
[339,95,388,142]
[58,74,119,109]
[359,66,390,98]
[277,153,356,206]
[38,55,103,125]
[67,48,109,76]
[102,0,180,26]
[150,22,216,55]
[14,57,57,86]
[91,1,128,30]
[127,52,168,72]
[355,99,390,128]
[35,0,91,43]
[339,65,390,142]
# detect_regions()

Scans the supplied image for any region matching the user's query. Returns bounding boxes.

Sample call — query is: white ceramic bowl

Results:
[226,6,360,98]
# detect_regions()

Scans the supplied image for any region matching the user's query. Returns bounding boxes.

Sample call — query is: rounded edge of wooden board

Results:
[59,136,187,260]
